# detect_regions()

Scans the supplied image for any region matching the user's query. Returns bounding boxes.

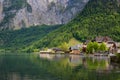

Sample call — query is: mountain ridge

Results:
[0,0,89,30]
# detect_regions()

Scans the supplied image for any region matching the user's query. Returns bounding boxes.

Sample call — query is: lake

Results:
[0,53,120,80]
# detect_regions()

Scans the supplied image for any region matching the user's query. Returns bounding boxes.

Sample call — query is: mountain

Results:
[28,0,120,51]
[0,0,89,30]
[1,0,120,52]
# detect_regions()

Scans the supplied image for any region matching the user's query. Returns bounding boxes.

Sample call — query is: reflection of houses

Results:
[39,54,55,60]
[69,44,82,54]
[69,55,83,65]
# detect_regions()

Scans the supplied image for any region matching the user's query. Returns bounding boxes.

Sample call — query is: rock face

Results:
[0,0,89,30]
[0,0,3,22]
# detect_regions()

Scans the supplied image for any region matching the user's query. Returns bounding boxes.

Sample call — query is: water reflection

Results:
[0,53,119,80]
[0,72,50,80]
[39,53,55,60]
[40,53,120,70]
[0,73,30,80]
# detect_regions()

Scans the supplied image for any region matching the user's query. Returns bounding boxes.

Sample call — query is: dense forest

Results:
[0,25,61,52]
[27,0,120,51]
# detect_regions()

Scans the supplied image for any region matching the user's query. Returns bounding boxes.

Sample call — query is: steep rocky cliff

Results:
[0,0,89,30]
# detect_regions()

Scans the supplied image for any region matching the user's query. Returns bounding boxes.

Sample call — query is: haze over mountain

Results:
[0,0,89,30]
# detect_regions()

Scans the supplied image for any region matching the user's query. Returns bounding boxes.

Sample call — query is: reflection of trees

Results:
[85,58,108,70]
[0,53,119,80]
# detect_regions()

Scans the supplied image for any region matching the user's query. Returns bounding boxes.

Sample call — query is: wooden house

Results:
[52,47,64,54]
[94,36,118,54]
[116,42,120,53]
[94,36,114,43]
[69,45,81,54]
[40,49,53,54]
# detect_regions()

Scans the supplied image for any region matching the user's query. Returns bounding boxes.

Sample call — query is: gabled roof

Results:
[95,36,114,43]
[69,45,79,50]
[69,44,82,50]
[52,47,62,51]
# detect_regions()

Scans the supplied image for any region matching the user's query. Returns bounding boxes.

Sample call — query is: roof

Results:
[52,47,62,51]
[85,40,91,44]
[95,36,114,43]
[69,46,79,50]
[76,44,83,48]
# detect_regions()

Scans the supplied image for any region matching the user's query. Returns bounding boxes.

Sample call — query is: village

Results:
[40,36,120,66]
[40,36,120,55]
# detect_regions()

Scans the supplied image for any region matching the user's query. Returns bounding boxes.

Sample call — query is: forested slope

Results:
[0,25,61,51]
[28,0,120,51]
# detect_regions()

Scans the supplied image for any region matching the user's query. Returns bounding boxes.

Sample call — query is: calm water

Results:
[0,53,120,80]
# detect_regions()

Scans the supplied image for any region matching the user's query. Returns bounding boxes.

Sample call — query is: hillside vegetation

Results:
[0,25,61,51]
[28,0,120,51]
